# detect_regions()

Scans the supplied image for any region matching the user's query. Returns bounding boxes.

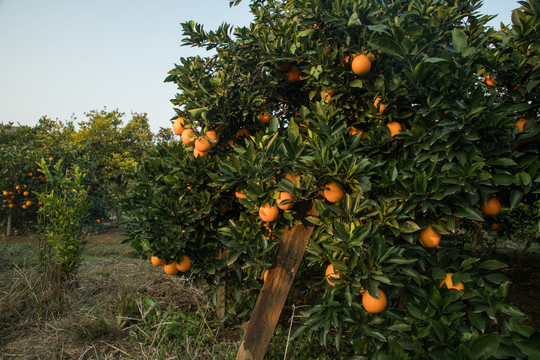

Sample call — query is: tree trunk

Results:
[236,200,318,360]
[6,212,12,236]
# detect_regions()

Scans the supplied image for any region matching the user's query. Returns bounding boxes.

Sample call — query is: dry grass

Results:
[0,228,241,359]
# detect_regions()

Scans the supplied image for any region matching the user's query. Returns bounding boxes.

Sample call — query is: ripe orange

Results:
[275,62,291,73]
[285,66,301,83]
[258,112,272,124]
[15,185,20,190]
[181,129,196,145]
[205,130,219,146]
[25,201,32,207]
[365,52,376,62]
[491,223,499,231]
[173,117,186,135]
[324,90,334,103]
[348,126,367,139]
[323,182,345,203]
[2,190,7,196]
[439,273,464,291]
[195,137,212,152]
[351,54,371,75]
[285,171,301,187]
[96,219,101,224]
[49,157,53,161]
[176,255,192,272]
[164,261,180,275]
[387,122,402,137]
[193,148,208,158]
[514,117,530,133]
[22,204,27,209]
[362,288,387,313]
[481,197,501,216]
[235,189,244,199]
[259,202,279,222]
[151,256,166,266]
[236,128,251,138]
[277,191,295,210]
[27,172,33,177]
[42,146,47,150]
[325,264,339,286]
[484,75,498,87]
[8,204,14,209]
[23,191,29,196]
[373,97,386,115]
[419,224,441,248]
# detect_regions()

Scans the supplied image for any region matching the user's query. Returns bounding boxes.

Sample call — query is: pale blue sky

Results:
[0,0,520,132]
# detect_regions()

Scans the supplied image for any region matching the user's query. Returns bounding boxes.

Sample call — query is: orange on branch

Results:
[439,273,464,291]
[323,181,345,203]
[351,54,371,75]
[205,130,219,146]
[277,191,295,210]
[514,117,530,133]
[193,148,208,158]
[258,112,272,124]
[362,288,387,313]
[325,264,339,286]
[419,224,441,248]
[173,117,186,135]
[151,256,166,266]
[481,197,501,216]
[285,66,301,83]
[387,122,402,137]
[195,137,212,152]
[164,262,180,275]
[259,202,279,223]
[181,129,196,146]
[176,255,192,272]
[374,97,386,114]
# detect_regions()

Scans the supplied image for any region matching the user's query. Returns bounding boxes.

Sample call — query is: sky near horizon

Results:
[0,0,521,133]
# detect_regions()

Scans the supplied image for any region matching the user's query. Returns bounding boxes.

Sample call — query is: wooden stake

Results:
[236,200,318,360]
[6,212,12,236]
[216,249,227,319]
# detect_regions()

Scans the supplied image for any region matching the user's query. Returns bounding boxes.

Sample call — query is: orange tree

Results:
[123,0,540,357]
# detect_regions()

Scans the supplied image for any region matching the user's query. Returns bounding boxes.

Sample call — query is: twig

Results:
[100,340,134,358]
[76,344,96,360]
[283,304,296,360]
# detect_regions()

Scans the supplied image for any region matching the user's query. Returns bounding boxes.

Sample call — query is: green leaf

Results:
[452,29,468,53]
[348,12,362,27]
[510,189,524,208]
[269,116,279,133]
[399,221,421,233]
[477,260,507,270]
[367,38,404,60]
[349,79,364,88]
[423,57,448,63]
[492,173,515,186]
[453,207,484,221]
[514,333,540,357]
[469,333,500,360]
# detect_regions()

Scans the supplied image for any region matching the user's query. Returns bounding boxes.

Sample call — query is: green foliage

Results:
[125,0,540,358]
[36,159,90,280]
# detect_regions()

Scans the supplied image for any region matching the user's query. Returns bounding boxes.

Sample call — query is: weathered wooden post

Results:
[236,200,318,360]
[6,212,12,236]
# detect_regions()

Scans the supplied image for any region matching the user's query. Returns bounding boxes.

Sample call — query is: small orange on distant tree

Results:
[25,201,32,207]
[325,264,339,286]
[481,197,501,216]
[235,189,244,199]
[27,172,33,177]
[259,202,279,222]
[49,157,53,161]
[362,288,387,313]
[23,191,29,196]
[484,75,498,87]
[387,122,402,137]
[151,256,166,266]
[236,128,251,138]
[349,126,367,139]
[351,54,371,75]
[323,181,345,203]
[491,223,499,231]
[285,171,301,187]
[176,255,192,272]
[439,273,464,291]
[164,261,180,275]
[419,224,441,248]
[8,204,14,209]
